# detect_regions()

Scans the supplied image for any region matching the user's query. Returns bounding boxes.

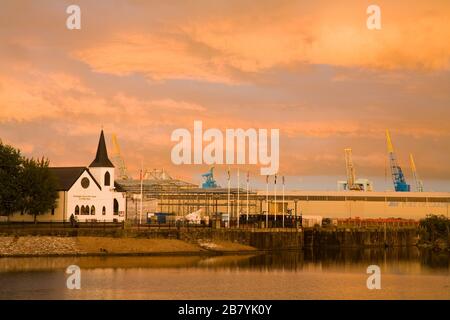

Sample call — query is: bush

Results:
[419,214,450,242]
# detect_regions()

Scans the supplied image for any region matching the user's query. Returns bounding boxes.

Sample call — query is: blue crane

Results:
[202,167,218,189]
[386,130,410,192]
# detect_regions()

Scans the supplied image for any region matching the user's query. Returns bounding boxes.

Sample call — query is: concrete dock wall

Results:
[0,225,418,250]
[178,229,304,250]
[303,228,417,248]
[178,228,417,249]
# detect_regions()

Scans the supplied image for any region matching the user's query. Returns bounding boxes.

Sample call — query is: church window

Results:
[91,205,95,215]
[75,205,80,215]
[102,206,106,215]
[81,205,90,215]
[104,171,111,186]
[113,199,119,215]
[81,177,90,189]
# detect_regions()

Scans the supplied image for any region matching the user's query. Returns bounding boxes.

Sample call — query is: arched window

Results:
[113,199,119,215]
[102,206,106,215]
[80,205,85,215]
[104,171,111,186]
[86,206,90,215]
[91,205,95,215]
[75,205,80,215]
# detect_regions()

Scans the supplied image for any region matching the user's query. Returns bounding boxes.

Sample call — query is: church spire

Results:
[90,130,114,168]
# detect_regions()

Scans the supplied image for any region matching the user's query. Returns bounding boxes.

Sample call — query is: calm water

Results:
[0,248,449,300]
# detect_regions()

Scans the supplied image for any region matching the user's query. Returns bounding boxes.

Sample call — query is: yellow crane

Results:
[344,148,362,191]
[409,153,424,192]
[386,129,410,192]
[110,133,129,180]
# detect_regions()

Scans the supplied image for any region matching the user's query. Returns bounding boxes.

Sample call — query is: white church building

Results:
[9,130,126,223]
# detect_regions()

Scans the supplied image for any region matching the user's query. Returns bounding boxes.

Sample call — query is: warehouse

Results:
[119,180,449,222]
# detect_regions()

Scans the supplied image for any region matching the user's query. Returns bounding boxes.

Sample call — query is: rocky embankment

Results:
[0,236,80,256]
[0,236,257,257]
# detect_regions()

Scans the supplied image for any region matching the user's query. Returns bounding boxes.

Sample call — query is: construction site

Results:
[110,131,450,227]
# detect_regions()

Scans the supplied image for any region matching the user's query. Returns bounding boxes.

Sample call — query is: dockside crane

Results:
[409,153,424,192]
[110,133,129,180]
[386,130,410,192]
[344,148,362,191]
[201,167,218,189]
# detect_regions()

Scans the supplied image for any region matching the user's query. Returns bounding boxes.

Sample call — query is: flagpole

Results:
[227,167,231,228]
[139,161,144,226]
[282,175,285,228]
[274,174,277,224]
[237,168,240,228]
[246,171,249,223]
[265,175,269,229]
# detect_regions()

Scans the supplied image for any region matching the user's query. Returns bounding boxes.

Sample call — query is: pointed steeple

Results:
[90,130,114,168]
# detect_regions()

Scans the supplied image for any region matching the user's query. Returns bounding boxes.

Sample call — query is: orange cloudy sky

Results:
[0,0,449,190]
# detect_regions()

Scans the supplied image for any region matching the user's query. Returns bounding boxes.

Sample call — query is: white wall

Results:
[259,191,450,220]
[68,170,124,222]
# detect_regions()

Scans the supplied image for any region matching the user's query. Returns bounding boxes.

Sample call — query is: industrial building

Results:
[113,130,449,224]
[117,175,199,223]
[118,179,449,222]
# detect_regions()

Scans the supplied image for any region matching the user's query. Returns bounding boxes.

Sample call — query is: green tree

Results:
[0,141,23,215]
[419,214,450,242]
[20,157,58,223]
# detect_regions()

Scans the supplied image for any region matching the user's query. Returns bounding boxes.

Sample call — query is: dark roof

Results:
[114,181,126,192]
[89,130,114,168]
[49,167,102,191]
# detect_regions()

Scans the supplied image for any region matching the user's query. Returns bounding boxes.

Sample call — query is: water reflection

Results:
[0,248,448,300]
[0,247,448,273]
